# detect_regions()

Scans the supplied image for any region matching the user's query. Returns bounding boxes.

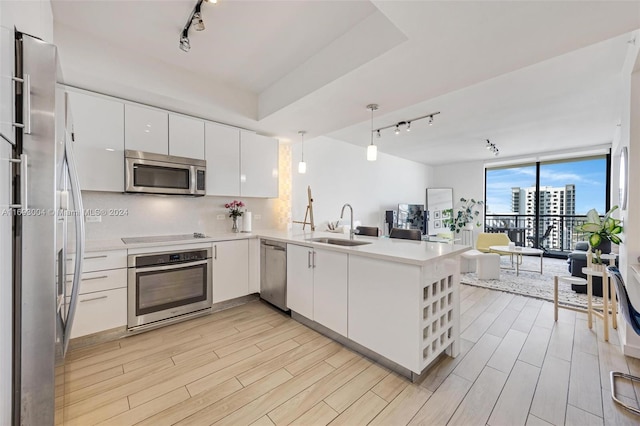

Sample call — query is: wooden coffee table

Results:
[489,245,544,276]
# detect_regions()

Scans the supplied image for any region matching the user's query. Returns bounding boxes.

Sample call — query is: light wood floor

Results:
[57,285,640,425]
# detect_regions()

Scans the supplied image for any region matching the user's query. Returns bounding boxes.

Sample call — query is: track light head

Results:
[428,116,434,126]
[179,30,191,52]
[484,139,499,156]
[192,11,205,31]
[376,130,381,138]
[406,122,411,132]
[395,125,400,135]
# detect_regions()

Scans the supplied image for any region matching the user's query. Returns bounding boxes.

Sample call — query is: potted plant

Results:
[449,198,484,233]
[225,200,245,233]
[575,205,623,264]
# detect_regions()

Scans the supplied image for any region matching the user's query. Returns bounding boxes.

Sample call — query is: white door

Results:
[286,244,314,319]
[313,249,348,336]
[169,114,204,160]
[66,90,124,192]
[205,122,240,196]
[213,240,249,303]
[124,104,168,155]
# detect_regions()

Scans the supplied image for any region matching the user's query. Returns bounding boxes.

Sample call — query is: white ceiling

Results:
[50,0,640,166]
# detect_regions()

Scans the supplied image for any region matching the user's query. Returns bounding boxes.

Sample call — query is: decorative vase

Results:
[232,216,239,233]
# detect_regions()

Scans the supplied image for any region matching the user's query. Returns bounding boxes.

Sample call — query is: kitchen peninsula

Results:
[82,231,469,380]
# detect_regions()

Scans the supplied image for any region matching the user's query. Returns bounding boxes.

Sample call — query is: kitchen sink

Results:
[306,237,371,247]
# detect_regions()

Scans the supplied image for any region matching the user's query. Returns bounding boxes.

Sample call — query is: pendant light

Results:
[297,130,307,174]
[366,104,378,161]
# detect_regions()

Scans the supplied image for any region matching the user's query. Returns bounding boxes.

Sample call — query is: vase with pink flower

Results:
[225,200,245,233]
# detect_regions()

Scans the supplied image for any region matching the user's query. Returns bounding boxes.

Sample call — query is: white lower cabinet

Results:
[286,244,348,336]
[213,240,250,303]
[313,249,348,336]
[68,249,128,339]
[348,256,421,371]
[286,244,314,319]
[71,288,127,339]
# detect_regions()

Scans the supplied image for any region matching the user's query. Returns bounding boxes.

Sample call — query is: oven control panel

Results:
[134,249,210,268]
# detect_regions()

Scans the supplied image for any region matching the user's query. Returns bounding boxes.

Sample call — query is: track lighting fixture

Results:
[485,139,499,156]
[298,131,307,174]
[376,130,381,138]
[179,0,217,52]
[366,104,379,161]
[374,112,440,137]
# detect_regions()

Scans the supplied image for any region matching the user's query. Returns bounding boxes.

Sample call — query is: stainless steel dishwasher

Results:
[260,240,288,311]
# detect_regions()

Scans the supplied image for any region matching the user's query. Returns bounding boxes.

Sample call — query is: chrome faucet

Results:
[340,203,355,240]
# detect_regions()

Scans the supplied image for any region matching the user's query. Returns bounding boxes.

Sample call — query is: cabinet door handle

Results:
[214,245,217,260]
[80,295,108,303]
[8,154,27,209]
[82,275,108,281]
[67,255,107,261]
[307,251,312,268]
[312,251,316,268]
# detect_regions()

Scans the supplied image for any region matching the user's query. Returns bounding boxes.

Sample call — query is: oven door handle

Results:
[133,259,210,272]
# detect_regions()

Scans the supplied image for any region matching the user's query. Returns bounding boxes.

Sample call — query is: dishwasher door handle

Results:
[263,244,286,252]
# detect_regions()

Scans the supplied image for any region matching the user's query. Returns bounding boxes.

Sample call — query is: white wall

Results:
[82,192,281,241]
[1,0,53,42]
[291,136,431,232]
[616,35,640,356]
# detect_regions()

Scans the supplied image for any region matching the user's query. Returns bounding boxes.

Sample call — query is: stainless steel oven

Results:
[127,247,212,332]
[125,150,206,196]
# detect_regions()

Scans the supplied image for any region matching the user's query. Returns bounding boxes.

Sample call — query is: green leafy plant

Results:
[449,198,484,233]
[575,205,623,263]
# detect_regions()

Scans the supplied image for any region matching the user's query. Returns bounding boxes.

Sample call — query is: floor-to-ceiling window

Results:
[485,154,609,256]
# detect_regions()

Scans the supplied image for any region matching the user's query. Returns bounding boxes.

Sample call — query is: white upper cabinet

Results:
[124,104,168,155]
[205,121,240,196]
[169,114,204,160]
[240,131,278,198]
[67,90,125,192]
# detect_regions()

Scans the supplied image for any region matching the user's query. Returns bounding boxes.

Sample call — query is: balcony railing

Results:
[485,214,600,254]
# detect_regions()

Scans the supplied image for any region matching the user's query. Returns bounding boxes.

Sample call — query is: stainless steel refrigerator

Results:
[1,30,84,425]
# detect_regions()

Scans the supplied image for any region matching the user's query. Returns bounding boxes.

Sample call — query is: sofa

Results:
[567,241,613,297]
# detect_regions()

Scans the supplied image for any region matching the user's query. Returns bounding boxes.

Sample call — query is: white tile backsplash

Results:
[82,191,280,240]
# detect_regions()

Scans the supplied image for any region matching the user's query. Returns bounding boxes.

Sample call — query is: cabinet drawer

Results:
[67,250,127,273]
[66,268,127,295]
[70,288,127,339]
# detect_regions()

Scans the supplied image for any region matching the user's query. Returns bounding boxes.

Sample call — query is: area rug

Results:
[460,256,602,308]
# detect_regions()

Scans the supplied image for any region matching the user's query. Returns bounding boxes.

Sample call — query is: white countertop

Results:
[86,229,470,266]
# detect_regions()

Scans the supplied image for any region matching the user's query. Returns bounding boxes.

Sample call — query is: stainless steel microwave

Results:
[125,150,206,196]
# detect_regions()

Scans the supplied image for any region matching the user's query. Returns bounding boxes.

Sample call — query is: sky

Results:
[486,157,607,215]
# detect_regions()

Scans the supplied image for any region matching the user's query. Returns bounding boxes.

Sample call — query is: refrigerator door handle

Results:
[8,153,27,209]
[62,131,85,356]
[11,74,31,133]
